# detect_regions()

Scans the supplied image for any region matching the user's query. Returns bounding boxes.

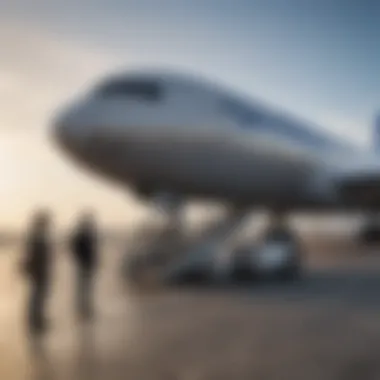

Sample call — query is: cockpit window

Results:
[96,79,162,101]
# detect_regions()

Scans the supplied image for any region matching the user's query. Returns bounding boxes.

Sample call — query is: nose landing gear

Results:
[358,216,380,245]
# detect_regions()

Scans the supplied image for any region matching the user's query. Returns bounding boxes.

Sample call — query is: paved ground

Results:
[2,228,380,380]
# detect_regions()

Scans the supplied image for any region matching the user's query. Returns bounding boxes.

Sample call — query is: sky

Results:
[0,0,379,228]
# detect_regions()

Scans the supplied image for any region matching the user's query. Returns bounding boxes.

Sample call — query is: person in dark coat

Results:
[21,210,53,336]
[69,212,98,321]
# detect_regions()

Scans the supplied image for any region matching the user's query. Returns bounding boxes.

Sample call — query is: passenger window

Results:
[221,98,262,126]
[96,79,162,101]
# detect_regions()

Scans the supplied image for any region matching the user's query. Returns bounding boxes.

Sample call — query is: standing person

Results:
[69,212,98,321]
[21,210,53,337]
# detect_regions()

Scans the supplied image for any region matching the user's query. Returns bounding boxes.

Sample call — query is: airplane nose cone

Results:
[53,109,77,151]
[52,102,91,155]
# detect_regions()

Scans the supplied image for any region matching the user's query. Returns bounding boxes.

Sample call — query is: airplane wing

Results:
[330,153,380,205]
[330,114,380,205]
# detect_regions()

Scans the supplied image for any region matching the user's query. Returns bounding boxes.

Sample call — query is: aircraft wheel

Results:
[255,237,303,283]
[274,250,303,282]
[230,247,259,283]
[359,224,380,245]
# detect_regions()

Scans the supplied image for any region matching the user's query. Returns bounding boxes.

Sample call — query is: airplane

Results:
[52,68,380,283]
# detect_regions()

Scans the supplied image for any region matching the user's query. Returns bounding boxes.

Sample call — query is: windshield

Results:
[96,79,162,101]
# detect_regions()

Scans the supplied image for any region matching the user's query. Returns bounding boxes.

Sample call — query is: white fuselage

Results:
[52,70,377,211]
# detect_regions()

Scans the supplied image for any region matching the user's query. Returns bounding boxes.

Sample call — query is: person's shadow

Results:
[73,322,97,380]
[28,335,55,380]
[27,323,97,380]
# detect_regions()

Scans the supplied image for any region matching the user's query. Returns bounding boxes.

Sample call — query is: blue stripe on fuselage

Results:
[221,97,345,153]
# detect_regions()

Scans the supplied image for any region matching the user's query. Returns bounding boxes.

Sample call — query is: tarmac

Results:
[2,222,380,380]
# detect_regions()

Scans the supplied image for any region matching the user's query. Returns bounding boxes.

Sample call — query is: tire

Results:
[274,247,302,282]
[230,247,258,283]
[359,225,380,245]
